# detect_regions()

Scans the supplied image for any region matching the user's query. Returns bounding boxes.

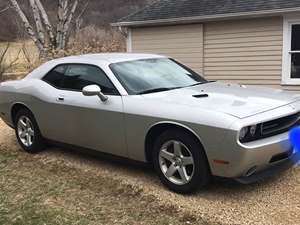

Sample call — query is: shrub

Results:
[42,27,126,61]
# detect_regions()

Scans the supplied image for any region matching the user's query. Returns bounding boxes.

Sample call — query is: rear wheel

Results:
[15,108,46,153]
[152,129,210,193]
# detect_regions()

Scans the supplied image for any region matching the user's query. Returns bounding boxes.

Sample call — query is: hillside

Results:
[0,0,151,41]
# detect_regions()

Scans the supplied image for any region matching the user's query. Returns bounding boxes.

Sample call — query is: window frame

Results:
[282,17,300,85]
[42,63,120,96]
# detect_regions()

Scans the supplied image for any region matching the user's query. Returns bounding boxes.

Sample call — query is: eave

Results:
[111,7,300,27]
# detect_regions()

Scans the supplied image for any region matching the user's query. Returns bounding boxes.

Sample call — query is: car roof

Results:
[25,53,167,80]
[57,53,166,64]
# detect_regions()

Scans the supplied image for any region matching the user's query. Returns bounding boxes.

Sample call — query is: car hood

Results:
[141,82,300,119]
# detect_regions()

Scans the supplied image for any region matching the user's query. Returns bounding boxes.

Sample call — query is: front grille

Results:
[261,113,300,137]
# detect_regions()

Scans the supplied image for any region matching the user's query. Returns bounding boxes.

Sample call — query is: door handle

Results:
[56,97,65,102]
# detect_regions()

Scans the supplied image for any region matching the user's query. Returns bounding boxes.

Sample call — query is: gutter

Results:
[111,7,300,27]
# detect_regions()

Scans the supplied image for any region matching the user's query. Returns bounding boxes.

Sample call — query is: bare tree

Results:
[75,0,89,33]
[8,0,80,55]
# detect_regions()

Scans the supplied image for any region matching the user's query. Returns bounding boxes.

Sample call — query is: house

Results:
[112,0,300,91]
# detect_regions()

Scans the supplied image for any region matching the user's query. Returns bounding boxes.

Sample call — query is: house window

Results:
[282,18,300,85]
[291,25,300,79]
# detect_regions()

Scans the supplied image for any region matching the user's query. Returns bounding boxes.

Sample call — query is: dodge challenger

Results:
[0,53,299,193]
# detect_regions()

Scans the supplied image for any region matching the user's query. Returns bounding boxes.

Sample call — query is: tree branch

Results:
[0,6,10,14]
[29,0,45,45]
[61,0,79,49]
[56,0,69,49]
[0,43,10,66]
[8,0,43,51]
[76,0,89,21]
[34,0,56,46]
[75,0,89,32]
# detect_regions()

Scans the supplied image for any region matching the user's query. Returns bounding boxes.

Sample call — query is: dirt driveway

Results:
[0,120,299,225]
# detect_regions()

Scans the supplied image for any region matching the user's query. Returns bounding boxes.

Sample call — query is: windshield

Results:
[109,58,207,95]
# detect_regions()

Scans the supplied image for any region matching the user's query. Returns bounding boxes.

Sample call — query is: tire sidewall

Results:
[15,109,44,153]
[152,129,210,193]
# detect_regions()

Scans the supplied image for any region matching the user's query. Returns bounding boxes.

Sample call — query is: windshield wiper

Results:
[188,80,216,87]
[137,87,177,95]
[137,81,216,94]
[189,82,203,87]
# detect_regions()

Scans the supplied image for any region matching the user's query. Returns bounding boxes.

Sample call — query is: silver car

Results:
[0,53,299,193]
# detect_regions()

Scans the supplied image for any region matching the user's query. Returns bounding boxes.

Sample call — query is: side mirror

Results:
[82,85,108,102]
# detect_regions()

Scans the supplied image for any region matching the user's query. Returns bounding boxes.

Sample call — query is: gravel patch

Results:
[0,120,299,225]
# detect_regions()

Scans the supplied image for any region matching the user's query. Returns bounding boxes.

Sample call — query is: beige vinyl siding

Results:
[203,17,284,87]
[131,24,204,73]
[130,17,300,92]
[282,85,300,92]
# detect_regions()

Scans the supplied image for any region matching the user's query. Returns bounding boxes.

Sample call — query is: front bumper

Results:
[210,130,299,178]
[235,150,299,184]
[208,102,300,179]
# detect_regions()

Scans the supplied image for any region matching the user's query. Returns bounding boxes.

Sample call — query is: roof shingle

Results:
[116,0,300,25]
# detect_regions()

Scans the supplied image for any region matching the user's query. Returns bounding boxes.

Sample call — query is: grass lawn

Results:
[0,147,202,225]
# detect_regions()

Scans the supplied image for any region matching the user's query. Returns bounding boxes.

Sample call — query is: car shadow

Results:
[40,143,294,198]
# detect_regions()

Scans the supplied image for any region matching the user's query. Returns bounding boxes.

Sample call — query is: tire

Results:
[152,129,210,193]
[14,108,46,153]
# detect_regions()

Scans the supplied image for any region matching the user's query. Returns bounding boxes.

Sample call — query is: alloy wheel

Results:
[158,140,195,185]
[17,116,35,147]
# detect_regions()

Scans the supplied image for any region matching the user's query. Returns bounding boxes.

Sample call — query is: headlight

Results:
[239,124,261,143]
[239,127,248,140]
[249,125,257,136]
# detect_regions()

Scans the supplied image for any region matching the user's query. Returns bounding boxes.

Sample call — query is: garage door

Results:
[129,24,204,74]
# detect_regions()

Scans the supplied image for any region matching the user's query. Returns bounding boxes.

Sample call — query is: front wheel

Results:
[152,129,210,193]
[15,108,46,153]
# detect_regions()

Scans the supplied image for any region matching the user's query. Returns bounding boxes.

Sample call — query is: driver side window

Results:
[43,64,119,95]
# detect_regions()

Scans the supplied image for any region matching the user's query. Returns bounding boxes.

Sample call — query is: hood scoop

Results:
[193,93,209,98]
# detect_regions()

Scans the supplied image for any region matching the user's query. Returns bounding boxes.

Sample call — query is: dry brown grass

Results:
[0,120,205,225]
[0,41,39,67]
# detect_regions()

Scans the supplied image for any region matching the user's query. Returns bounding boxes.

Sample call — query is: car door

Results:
[41,63,127,157]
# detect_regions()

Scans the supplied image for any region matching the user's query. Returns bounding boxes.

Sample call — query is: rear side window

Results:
[43,65,66,88]
[42,64,118,95]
